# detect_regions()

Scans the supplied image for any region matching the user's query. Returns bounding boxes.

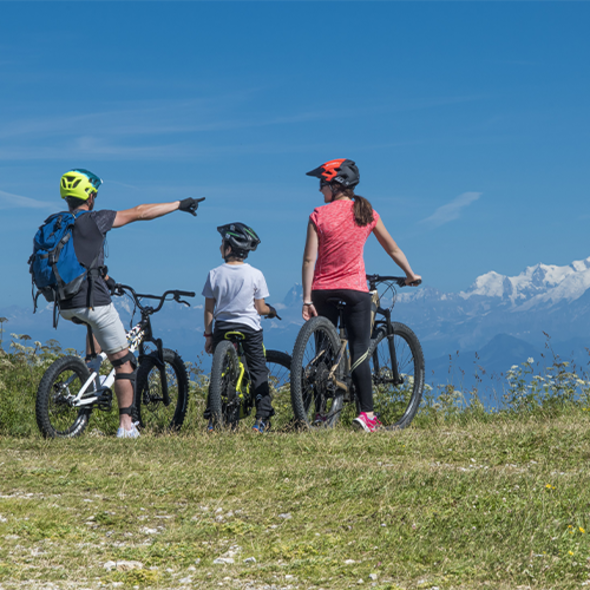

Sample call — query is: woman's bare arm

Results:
[373,218,421,285]
[302,221,319,320]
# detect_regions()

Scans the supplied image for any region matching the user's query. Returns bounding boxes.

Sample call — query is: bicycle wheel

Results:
[36,355,92,439]
[290,316,344,428]
[135,349,189,432]
[265,349,293,431]
[368,322,424,429]
[208,340,241,429]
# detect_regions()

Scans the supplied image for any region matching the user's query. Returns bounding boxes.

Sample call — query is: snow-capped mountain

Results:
[458,257,590,310]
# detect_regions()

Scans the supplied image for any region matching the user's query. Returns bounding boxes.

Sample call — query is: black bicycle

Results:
[208,321,293,431]
[290,274,425,430]
[35,284,194,438]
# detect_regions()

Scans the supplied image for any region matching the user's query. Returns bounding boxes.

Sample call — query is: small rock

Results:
[179,576,192,584]
[194,558,201,565]
[344,559,356,565]
[243,557,256,564]
[187,565,196,571]
[357,579,364,585]
[139,527,159,535]
[103,561,117,571]
[369,573,378,581]
[213,557,234,565]
[278,513,292,519]
[223,545,242,558]
[116,560,144,572]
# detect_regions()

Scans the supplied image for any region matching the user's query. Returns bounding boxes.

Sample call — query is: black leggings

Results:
[312,289,373,413]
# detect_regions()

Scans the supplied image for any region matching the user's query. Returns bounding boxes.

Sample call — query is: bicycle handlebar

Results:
[366,274,422,288]
[114,284,195,314]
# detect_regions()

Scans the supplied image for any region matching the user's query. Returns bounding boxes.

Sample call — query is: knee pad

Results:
[112,351,137,385]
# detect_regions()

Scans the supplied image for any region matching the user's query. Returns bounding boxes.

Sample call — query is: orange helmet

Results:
[306,158,360,188]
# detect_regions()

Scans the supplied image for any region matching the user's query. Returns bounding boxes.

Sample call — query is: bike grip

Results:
[176,290,195,298]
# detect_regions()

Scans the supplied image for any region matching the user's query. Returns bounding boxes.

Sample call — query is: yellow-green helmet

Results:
[60,169,103,201]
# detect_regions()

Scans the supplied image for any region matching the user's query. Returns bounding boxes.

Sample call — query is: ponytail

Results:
[340,187,374,226]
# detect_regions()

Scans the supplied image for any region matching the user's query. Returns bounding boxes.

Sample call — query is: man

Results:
[57,168,203,438]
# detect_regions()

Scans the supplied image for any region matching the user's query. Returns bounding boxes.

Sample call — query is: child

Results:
[202,222,278,433]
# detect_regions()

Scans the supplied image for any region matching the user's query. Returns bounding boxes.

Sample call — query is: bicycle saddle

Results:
[224,331,246,343]
[326,297,347,309]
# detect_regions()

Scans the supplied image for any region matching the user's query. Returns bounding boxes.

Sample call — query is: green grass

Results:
[1,411,590,589]
[2,332,590,588]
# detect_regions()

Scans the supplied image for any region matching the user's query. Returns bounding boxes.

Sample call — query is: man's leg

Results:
[107,348,137,431]
[62,304,134,433]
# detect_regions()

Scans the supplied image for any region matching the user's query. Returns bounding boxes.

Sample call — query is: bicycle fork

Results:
[383,309,403,386]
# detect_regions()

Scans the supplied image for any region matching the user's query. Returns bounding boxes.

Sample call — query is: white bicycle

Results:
[35,284,194,438]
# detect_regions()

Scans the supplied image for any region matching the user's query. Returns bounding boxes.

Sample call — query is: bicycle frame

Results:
[222,331,252,418]
[62,285,193,410]
[62,318,148,408]
[325,276,408,399]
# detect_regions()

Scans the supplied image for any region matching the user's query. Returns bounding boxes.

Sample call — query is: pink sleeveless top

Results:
[310,199,379,292]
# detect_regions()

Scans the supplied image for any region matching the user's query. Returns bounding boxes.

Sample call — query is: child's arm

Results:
[204,297,215,354]
[254,298,277,318]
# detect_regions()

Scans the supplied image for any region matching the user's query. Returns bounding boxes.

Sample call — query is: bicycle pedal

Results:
[96,390,113,412]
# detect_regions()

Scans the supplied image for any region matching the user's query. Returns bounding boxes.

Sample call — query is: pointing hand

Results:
[179,197,206,216]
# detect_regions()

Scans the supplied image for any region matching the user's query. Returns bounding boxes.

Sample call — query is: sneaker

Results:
[252,419,271,434]
[116,422,140,439]
[207,419,215,432]
[352,412,382,433]
[313,413,328,426]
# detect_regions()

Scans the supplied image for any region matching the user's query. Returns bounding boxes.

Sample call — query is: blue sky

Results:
[1,2,589,310]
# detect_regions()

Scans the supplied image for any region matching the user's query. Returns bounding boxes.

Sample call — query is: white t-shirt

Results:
[202,263,270,331]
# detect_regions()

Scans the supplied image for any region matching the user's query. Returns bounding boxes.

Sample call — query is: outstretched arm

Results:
[302,221,319,320]
[373,218,421,285]
[113,197,204,228]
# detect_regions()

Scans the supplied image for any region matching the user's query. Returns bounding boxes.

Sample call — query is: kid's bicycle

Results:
[290,274,425,430]
[208,322,293,431]
[35,284,194,438]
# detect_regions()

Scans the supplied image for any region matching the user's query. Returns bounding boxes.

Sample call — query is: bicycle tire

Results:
[208,340,240,429]
[368,322,425,429]
[265,349,293,431]
[36,355,92,439]
[290,316,344,429]
[135,348,189,432]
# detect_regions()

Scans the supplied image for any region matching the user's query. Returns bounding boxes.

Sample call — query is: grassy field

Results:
[1,411,590,590]
[2,333,590,588]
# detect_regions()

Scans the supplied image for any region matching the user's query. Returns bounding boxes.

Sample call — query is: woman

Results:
[302,158,421,432]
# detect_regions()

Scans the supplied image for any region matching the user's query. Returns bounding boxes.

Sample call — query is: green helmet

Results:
[60,169,103,201]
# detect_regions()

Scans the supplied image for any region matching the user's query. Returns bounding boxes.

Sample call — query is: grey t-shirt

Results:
[202,263,270,331]
[60,209,117,310]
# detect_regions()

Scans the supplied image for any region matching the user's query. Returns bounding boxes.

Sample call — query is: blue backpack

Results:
[29,210,97,317]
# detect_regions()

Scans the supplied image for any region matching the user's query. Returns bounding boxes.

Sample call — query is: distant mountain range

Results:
[3,257,590,406]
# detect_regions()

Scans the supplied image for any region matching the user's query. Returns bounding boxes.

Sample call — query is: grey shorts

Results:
[60,303,128,355]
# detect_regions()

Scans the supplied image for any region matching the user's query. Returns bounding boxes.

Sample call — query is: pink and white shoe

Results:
[352,412,382,433]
